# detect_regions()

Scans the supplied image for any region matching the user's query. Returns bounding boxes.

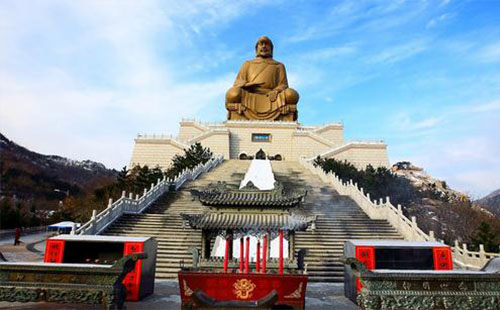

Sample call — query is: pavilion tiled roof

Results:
[181,213,316,231]
[190,181,307,207]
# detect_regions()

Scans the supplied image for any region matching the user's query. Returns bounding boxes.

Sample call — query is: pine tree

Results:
[135,166,151,192]
[117,166,129,190]
[471,221,498,252]
[168,143,213,177]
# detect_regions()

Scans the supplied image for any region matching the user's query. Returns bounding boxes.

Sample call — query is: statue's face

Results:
[256,38,273,58]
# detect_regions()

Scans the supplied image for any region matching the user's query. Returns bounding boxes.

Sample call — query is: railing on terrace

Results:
[298,157,499,270]
[75,155,224,236]
[136,134,177,140]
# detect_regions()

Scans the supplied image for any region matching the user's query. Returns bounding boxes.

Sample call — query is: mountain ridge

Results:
[476,188,500,217]
[0,132,117,207]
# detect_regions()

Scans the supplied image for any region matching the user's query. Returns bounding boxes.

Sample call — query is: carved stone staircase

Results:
[103,160,402,281]
[103,160,249,278]
[271,161,402,282]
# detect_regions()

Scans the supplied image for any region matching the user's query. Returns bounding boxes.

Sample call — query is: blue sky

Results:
[1,0,499,198]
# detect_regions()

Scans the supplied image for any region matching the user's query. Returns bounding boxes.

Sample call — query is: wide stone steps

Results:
[101,160,403,282]
[269,161,403,282]
[101,160,245,279]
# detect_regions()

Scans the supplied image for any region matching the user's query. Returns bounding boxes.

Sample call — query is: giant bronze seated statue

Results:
[226,36,299,122]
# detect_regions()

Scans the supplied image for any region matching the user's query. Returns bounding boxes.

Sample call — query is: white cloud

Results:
[426,13,454,29]
[302,46,357,62]
[395,113,442,132]
[286,1,414,43]
[477,42,500,63]
[0,0,254,169]
[440,0,452,7]
[456,100,500,113]
[453,170,500,199]
[389,99,500,197]
[401,136,500,198]
[367,40,428,64]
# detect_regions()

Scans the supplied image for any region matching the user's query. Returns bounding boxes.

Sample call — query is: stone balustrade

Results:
[75,155,224,235]
[298,157,499,270]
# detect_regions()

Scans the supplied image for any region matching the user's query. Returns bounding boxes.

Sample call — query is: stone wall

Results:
[314,124,344,146]
[178,120,208,142]
[129,137,187,169]
[190,130,230,159]
[291,132,333,159]
[225,121,297,160]
[128,120,390,170]
[320,142,390,169]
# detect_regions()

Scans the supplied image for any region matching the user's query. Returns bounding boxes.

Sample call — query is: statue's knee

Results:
[284,88,299,105]
[226,87,241,103]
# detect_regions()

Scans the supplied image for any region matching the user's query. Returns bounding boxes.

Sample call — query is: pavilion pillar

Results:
[240,238,244,272]
[262,234,268,274]
[289,231,295,259]
[245,237,250,274]
[224,235,231,272]
[201,230,208,259]
[256,240,261,273]
[228,230,233,260]
[279,229,284,275]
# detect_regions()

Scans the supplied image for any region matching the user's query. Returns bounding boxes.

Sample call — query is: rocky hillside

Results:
[475,189,500,217]
[0,133,117,207]
[391,161,466,201]
[391,161,499,246]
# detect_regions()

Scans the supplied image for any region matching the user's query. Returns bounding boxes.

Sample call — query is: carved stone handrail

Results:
[298,157,500,270]
[75,155,224,235]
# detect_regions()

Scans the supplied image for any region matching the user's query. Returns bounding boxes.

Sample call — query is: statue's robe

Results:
[234,58,292,121]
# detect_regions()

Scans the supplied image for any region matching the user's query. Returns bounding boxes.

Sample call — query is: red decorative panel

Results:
[178,271,307,310]
[355,246,375,291]
[433,246,453,270]
[43,240,65,263]
[355,246,375,269]
[122,242,144,301]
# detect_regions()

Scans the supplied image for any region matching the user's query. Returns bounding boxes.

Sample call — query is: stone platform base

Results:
[129,119,389,170]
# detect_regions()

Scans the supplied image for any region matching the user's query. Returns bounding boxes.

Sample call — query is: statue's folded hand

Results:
[268,90,278,102]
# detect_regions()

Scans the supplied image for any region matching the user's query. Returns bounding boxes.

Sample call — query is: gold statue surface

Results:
[226,36,299,121]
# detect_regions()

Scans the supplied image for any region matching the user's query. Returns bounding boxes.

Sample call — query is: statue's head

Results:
[255,36,273,58]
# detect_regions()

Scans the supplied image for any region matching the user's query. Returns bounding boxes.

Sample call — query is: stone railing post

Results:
[411,216,418,240]
[479,244,486,264]
[462,243,470,267]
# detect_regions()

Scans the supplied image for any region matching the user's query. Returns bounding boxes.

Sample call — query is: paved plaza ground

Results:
[0,233,359,310]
